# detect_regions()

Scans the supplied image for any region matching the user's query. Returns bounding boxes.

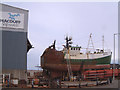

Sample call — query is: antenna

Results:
[65,36,73,49]
[102,35,104,51]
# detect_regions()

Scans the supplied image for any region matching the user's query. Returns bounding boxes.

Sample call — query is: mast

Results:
[87,33,94,50]
[65,36,73,81]
[102,35,104,51]
[87,33,94,59]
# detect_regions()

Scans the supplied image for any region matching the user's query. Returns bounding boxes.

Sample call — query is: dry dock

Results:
[89,80,119,88]
[61,79,119,88]
[2,79,119,89]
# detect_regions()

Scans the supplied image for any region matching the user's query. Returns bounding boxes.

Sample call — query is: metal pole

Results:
[102,35,104,51]
[113,34,115,80]
[113,33,120,80]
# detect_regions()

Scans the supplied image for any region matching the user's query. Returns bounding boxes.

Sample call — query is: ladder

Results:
[65,36,73,81]
[66,49,73,81]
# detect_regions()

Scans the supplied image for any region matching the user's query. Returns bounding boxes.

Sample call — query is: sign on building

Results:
[0,12,24,29]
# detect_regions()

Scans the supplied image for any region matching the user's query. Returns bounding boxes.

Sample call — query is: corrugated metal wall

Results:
[0,31,2,74]
[2,31,27,70]
[0,3,28,80]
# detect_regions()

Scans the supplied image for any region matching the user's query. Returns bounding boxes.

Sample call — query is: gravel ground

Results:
[90,80,119,88]
[61,79,120,88]
[2,79,120,89]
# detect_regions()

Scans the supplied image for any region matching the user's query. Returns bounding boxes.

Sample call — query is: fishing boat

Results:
[41,34,112,73]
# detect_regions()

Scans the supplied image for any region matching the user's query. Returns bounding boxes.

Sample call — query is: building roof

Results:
[0,3,29,11]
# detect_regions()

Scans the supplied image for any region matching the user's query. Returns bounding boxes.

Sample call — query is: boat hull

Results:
[43,64,111,71]
[41,48,111,71]
[64,55,111,65]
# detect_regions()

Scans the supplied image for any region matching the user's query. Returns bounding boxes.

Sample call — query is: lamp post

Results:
[113,33,120,80]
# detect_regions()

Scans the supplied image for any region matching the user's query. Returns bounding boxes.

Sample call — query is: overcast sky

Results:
[4,2,118,70]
